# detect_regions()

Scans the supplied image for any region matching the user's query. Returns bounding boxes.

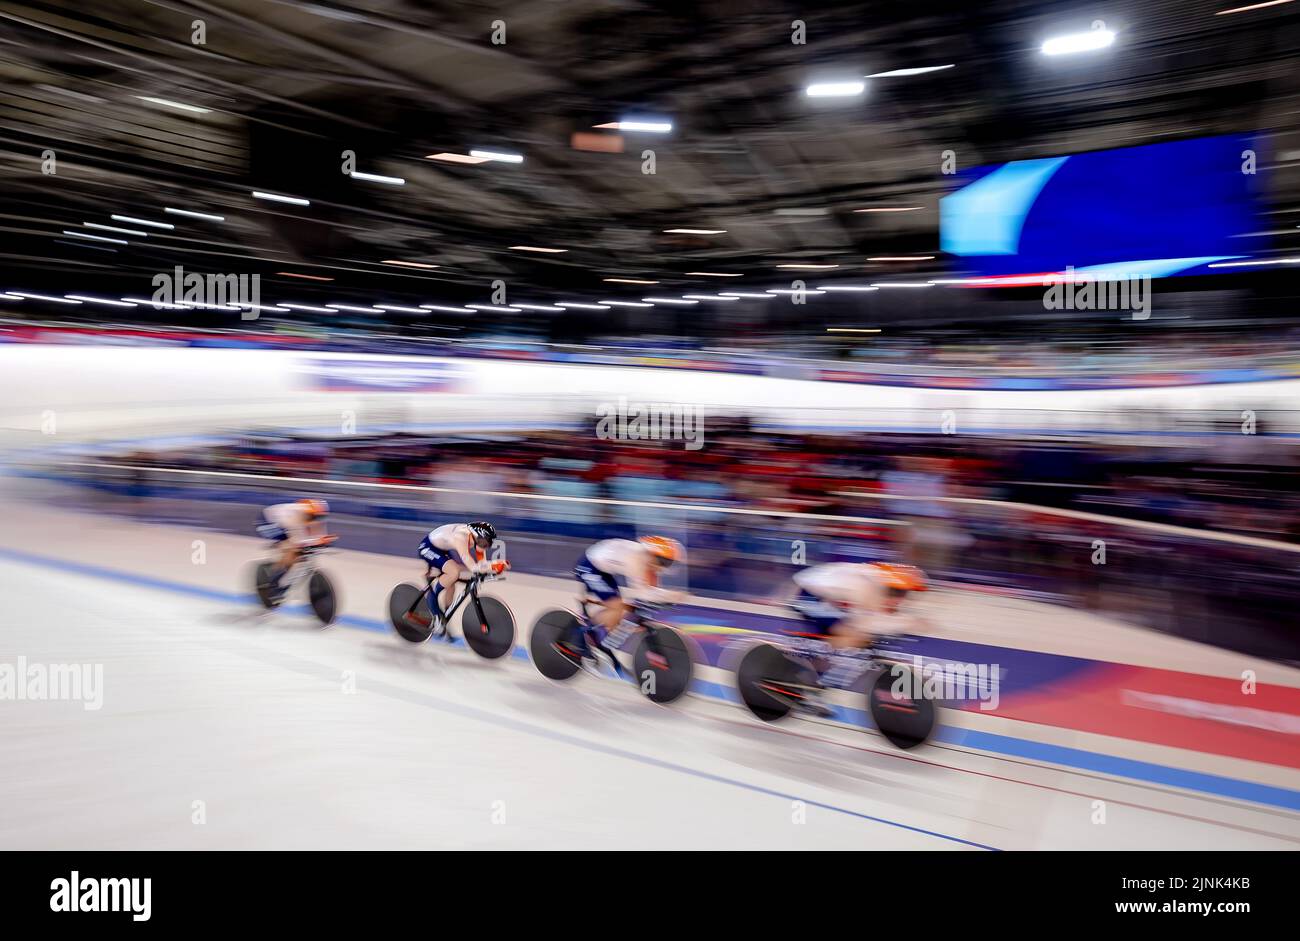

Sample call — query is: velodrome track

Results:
[1,483,1297,850]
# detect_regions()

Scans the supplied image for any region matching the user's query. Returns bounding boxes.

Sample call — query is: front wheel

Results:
[629,625,693,704]
[307,570,338,626]
[867,661,937,749]
[461,595,516,660]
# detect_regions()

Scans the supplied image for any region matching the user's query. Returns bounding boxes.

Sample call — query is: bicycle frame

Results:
[407,572,495,628]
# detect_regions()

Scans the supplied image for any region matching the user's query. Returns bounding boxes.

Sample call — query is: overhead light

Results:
[512,303,565,311]
[252,191,311,206]
[0,293,24,301]
[426,152,490,165]
[135,96,210,114]
[84,223,147,236]
[510,245,567,253]
[350,171,406,185]
[235,303,292,313]
[865,65,955,78]
[868,255,935,261]
[327,304,383,313]
[663,228,726,235]
[466,304,522,312]
[376,304,431,313]
[1041,28,1116,56]
[1207,257,1300,267]
[870,282,932,288]
[643,297,697,305]
[596,119,673,133]
[10,292,81,304]
[469,150,524,164]
[599,300,653,307]
[381,260,439,269]
[766,288,826,295]
[854,206,923,213]
[682,295,739,302]
[63,230,127,244]
[165,207,225,221]
[276,272,334,281]
[279,303,335,312]
[826,327,882,333]
[603,278,658,284]
[121,297,189,309]
[777,263,839,270]
[556,302,609,310]
[805,81,866,98]
[1215,0,1291,13]
[110,214,173,229]
[718,292,773,299]
[64,294,137,307]
[419,304,474,313]
[684,271,742,277]
[818,285,880,292]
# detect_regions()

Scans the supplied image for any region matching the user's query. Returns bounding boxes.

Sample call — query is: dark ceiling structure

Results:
[0,0,1298,335]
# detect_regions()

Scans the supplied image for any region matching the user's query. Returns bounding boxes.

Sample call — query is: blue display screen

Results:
[939,134,1261,279]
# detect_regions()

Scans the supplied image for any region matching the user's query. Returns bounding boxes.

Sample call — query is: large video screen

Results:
[939,134,1261,280]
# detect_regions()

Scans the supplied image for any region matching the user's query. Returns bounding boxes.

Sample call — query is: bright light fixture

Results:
[556,302,609,310]
[252,191,311,206]
[84,223,148,236]
[603,278,659,285]
[11,292,81,304]
[64,294,136,307]
[512,304,566,312]
[599,300,653,307]
[663,228,726,235]
[805,81,866,98]
[1215,0,1292,13]
[469,150,524,164]
[853,206,923,213]
[165,207,225,221]
[682,294,739,302]
[381,260,439,269]
[1041,28,1116,56]
[350,171,406,185]
[63,231,127,244]
[643,297,697,305]
[777,263,839,270]
[110,214,173,229]
[510,246,567,253]
[327,304,383,313]
[684,271,742,277]
[718,292,773,299]
[597,119,672,133]
[818,285,880,292]
[420,304,474,313]
[868,255,935,261]
[865,65,955,78]
[135,96,210,114]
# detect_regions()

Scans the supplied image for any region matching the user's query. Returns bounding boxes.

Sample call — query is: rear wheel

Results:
[461,595,516,660]
[735,642,816,722]
[528,608,583,681]
[867,661,937,749]
[629,625,693,704]
[388,583,434,643]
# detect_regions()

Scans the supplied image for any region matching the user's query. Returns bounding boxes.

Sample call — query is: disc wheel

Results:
[529,609,583,681]
[735,643,814,722]
[630,626,693,704]
[867,662,937,749]
[461,595,516,660]
[307,571,337,626]
[388,583,434,643]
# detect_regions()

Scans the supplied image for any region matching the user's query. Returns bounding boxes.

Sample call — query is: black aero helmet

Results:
[468,520,497,545]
